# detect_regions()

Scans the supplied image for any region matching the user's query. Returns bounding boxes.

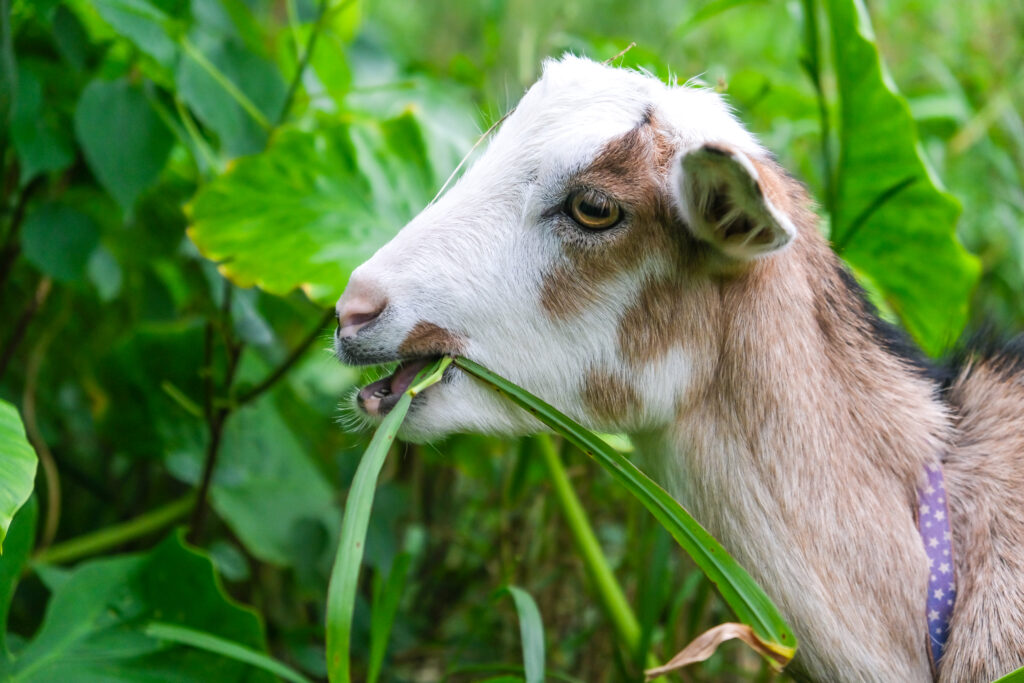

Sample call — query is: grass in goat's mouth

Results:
[356,357,443,416]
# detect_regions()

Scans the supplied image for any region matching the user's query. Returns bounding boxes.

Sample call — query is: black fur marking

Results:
[639,105,654,127]
[940,328,1024,391]
[832,264,951,385]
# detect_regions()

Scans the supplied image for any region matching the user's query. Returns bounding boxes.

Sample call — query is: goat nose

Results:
[336,280,387,339]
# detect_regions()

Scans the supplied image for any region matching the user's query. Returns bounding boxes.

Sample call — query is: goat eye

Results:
[569,191,622,230]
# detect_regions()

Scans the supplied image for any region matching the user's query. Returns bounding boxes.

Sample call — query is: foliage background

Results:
[0,0,1021,681]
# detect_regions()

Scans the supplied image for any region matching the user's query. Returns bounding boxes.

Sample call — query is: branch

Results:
[236,307,334,406]
[275,0,343,127]
[0,176,44,296]
[0,275,52,381]
[188,284,243,543]
[21,295,69,550]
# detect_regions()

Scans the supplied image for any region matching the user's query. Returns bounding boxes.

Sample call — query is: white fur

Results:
[341,56,768,439]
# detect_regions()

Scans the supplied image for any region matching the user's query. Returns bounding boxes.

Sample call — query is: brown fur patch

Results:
[398,321,465,357]
[540,119,684,320]
[581,368,641,425]
[612,158,814,374]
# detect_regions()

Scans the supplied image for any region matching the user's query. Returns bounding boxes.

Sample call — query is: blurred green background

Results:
[0,0,1021,681]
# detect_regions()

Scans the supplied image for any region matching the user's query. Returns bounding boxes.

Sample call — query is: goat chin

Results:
[334,54,1024,682]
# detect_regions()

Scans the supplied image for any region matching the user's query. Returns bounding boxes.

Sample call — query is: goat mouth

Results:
[356,357,444,417]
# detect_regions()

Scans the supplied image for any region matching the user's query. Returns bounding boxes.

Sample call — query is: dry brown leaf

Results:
[645,622,791,680]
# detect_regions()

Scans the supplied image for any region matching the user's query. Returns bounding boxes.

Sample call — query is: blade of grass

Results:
[326,357,451,683]
[535,435,668,679]
[145,622,313,683]
[499,586,546,683]
[994,666,1024,683]
[367,553,412,683]
[455,357,797,668]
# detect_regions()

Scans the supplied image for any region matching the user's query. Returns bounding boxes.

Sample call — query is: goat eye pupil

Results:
[569,191,621,229]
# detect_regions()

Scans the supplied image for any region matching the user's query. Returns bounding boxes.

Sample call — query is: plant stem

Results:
[180,37,271,131]
[534,434,665,678]
[188,285,243,543]
[174,95,221,175]
[21,294,68,550]
[236,307,334,406]
[276,0,332,127]
[32,494,195,566]
[0,275,51,381]
[0,177,43,298]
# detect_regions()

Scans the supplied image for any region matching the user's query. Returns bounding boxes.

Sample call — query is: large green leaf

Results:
[176,28,286,158]
[0,401,38,553]
[9,62,74,183]
[89,0,184,69]
[166,399,338,567]
[453,357,796,670]
[74,78,175,211]
[21,203,101,283]
[188,111,445,305]
[825,0,980,355]
[0,499,37,657]
[2,531,273,682]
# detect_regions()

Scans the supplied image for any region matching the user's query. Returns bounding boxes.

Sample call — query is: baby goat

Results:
[334,56,1024,682]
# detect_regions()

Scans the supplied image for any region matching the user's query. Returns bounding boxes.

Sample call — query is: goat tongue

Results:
[356,358,434,417]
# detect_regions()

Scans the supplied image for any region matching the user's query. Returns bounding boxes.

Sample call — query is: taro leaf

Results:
[9,62,74,183]
[826,0,980,355]
[176,28,286,158]
[74,78,175,211]
[21,203,101,283]
[188,111,437,305]
[2,531,273,682]
[165,400,337,567]
[0,498,37,657]
[0,401,38,552]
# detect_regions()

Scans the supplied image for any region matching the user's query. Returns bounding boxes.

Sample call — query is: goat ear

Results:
[674,144,797,260]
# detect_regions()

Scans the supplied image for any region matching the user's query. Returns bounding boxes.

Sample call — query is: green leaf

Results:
[0,401,38,553]
[366,553,411,683]
[9,62,74,183]
[176,30,285,157]
[994,665,1024,683]
[188,111,447,305]
[500,586,546,683]
[0,498,37,657]
[145,622,313,683]
[825,0,980,355]
[21,203,101,283]
[3,531,273,682]
[74,78,175,211]
[165,399,338,567]
[454,357,796,669]
[325,358,450,683]
[90,0,183,69]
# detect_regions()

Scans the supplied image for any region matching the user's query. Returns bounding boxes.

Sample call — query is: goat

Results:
[333,56,1024,682]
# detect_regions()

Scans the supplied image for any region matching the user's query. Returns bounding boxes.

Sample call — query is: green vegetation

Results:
[0,0,1021,681]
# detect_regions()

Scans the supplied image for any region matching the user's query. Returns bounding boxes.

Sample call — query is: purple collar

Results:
[917,461,956,674]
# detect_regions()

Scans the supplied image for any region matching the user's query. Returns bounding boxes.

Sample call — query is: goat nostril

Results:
[336,298,386,339]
